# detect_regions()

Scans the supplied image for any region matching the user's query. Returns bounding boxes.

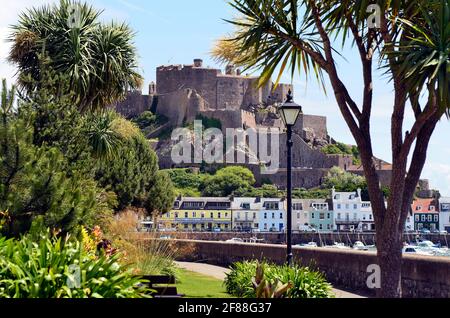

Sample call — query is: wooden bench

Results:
[142,275,184,298]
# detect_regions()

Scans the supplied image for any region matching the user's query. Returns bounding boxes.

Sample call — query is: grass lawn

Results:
[176,269,233,298]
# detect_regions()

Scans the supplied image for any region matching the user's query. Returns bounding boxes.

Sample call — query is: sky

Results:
[0,0,449,196]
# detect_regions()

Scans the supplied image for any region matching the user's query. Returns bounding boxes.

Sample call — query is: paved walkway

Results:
[175,261,367,299]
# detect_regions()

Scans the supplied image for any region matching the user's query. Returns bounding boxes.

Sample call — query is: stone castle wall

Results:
[110,90,151,118]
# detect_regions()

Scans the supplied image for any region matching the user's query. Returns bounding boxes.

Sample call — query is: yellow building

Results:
[160,197,232,232]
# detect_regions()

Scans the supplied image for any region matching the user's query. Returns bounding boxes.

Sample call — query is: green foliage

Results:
[224,261,334,299]
[292,188,330,199]
[322,143,361,165]
[132,111,167,134]
[195,114,222,130]
[322,167,366,192]
[95,134,159,210]
[144,171,176,216]
[0,231,148,298]
[8,0,142,111]
[253,262,292,298]
[167,168,206,190]
[238,184,282,198]
[0,80,113,238]
[85,110,122,160]
[202,166,256,197]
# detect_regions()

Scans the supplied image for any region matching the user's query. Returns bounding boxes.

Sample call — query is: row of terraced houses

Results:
[159,190,450,233]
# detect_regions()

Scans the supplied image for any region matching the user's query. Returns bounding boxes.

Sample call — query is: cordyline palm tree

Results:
[8,0,143,112]
[213,0,450,297]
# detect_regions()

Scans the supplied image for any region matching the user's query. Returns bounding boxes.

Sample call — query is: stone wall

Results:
[110,90,152,118]
[167,239,450,298]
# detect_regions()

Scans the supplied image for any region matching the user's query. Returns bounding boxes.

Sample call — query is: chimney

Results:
[226,64,236,75]
[194,59,203,67]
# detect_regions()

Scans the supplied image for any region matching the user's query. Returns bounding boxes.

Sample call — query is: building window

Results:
[210,212,214,218]
[327,213,331,219]
[415,215,420,221]
[264,213,267,219]
[434,215,439,222]
[320,213,325,220]
[337,213,341,220]
[429,206,435,211]
[264,224,268,230]
[225,212,228,217]
[354,204,358,209]
[236,212,241,219]
[369,214,373,220]
[428,215,432,222]
[421,215,426,222]
[184,224,188,229]
[297,213,300,219]
[312,213,315,219]
[416,205,422,211]
[218,212,221,218]
[319,224,323,230]
[327,224,331,230]
[175,212,179,218]
[353,213,357,220]
[184,212,188,218]
[279,213,283,219]
[272,213,275,219]
[192,212,196,218]
[346,204,350,209]
[337,204,341,209]
[253,213,256,219]
[201,212,205,218]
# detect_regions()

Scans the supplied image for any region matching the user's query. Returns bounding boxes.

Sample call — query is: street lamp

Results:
[278,90,303,265]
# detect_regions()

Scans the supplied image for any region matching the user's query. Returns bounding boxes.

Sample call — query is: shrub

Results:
[0,231,148,298]
[224,261,334,298]
[104,210,178,277]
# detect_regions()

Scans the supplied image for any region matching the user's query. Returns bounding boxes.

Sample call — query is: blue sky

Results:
[0,0,449,196]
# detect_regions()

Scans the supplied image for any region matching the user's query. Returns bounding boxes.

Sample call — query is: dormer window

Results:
[429,206,435,211]
[416,205,422,211]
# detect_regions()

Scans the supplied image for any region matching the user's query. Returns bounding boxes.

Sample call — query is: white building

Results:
[292,199,310,231]
[231,197,260,231]
[332,188,375,232]
[256,198,285,232]
[439,197,450,232]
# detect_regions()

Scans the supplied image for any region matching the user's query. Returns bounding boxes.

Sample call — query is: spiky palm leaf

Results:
[8,0,142,112]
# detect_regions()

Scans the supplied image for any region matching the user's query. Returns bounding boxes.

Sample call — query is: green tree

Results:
[322,167,366,192]
[214,0,450,297]
[8,0,142,111]
[0,80,113,238]
[95,133,159,210]
[202,166,256,197]
[144,171,176,217]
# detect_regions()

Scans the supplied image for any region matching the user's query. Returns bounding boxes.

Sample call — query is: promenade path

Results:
[175,261,368,299]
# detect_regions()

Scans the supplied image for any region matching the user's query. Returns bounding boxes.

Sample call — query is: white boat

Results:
[353,241,369,251]
[403,245,434,256]
[225,238,244,243]
[325,242,351,249]
[299,242,318,248]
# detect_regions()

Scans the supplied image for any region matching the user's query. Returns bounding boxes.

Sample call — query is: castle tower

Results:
[149,81,156,95]
[193,58,203,68]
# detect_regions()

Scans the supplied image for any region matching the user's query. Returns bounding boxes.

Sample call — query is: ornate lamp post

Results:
[278,90,303,265]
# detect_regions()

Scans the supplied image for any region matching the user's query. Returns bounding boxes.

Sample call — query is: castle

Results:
[112,58,392,189]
